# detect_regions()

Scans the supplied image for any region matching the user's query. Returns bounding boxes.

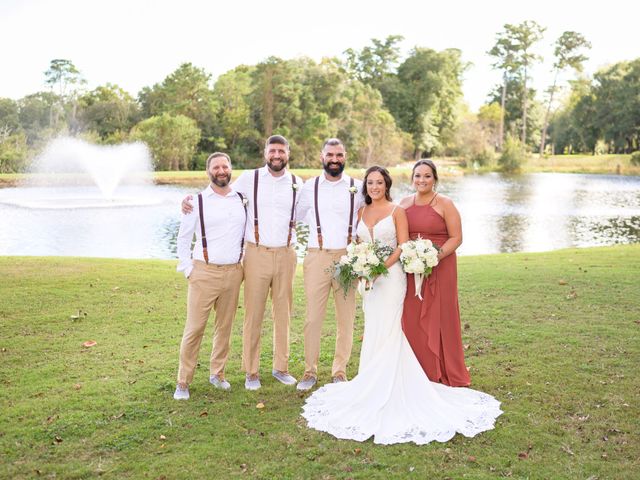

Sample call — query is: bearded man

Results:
[173,152,246,400]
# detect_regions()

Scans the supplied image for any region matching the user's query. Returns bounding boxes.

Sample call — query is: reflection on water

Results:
[0,173,638,259]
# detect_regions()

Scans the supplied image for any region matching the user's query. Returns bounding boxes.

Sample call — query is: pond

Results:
[0,172,638,259]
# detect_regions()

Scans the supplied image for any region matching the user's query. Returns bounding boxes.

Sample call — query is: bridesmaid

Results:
[399,160,471,387]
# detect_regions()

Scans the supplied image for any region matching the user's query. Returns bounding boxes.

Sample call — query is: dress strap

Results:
[429,192,438,206]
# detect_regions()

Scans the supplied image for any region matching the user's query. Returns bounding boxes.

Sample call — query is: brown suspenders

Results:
[313,176,356,250]
[252,169,297,247]
[197,193,209,263]
[197,191,247,264]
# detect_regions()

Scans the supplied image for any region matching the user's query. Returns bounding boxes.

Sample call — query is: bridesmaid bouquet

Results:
[334,241,394,295]
[400,237,440,300]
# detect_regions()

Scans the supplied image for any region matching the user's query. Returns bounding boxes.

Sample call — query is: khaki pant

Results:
[242,242,297,375]
[303,248,356,378]
[177,261,243,385]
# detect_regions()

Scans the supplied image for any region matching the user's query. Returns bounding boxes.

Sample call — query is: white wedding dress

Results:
[302,214,503,445]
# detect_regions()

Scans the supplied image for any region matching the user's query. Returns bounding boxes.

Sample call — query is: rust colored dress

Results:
[402,196,471,387]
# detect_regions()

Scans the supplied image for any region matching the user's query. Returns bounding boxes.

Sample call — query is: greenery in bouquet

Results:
[334,240,394,295]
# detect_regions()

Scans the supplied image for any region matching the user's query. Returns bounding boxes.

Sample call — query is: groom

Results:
[296,138,364,390]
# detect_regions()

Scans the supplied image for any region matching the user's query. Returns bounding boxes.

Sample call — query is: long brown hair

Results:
[362,166,393,205]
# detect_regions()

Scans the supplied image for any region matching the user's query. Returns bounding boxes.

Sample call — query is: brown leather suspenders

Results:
[197,193,209,264]
[313,176,356,250]
[314,177,323,250]
[253,169,297,247]
[347,177,355,244]
[253,169,260,245]
[287,175,298,247]
[237,192,247,262]
[198,191,247,264]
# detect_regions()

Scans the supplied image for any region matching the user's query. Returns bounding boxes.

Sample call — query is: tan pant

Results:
[303,248,356,378]
[177,261,243,385]
[242,242,297,375]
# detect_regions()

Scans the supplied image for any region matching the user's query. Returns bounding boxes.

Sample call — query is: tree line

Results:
[1,26,639,173]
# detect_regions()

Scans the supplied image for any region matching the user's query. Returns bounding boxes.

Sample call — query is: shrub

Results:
[471,148,496,167]
[630,151,640,167]
[498,136,526,172]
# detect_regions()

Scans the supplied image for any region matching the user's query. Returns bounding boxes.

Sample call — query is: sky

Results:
[1,0,639,111]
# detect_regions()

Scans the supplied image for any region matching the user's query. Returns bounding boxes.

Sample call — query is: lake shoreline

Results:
[2,153,639,188]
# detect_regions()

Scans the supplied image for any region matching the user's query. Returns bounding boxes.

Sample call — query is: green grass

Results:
[1,246,639,479]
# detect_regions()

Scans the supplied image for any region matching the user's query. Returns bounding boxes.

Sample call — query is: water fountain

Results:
[0,136,188,258]
[2,136,158,209]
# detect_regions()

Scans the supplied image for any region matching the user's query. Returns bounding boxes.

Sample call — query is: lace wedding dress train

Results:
[302,214,502,445]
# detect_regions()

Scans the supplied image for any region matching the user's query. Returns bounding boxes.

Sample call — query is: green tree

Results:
[488,32,519,149]
[0,98,21,132]
[343,35,404,90]
[591,59,640,152]
[79,84,140,142]
[385,48,466,158]
[539,31,591,155]
[0,130,28,173]
[139,63,218,151]
[131,113,200,170]
[44,59,86,130]
[336,81,409,167]
[213,65,260,164]
[17,92,60,145]
[489,22,545,148]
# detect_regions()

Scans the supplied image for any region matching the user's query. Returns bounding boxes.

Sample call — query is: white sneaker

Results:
[272,369,297,386]
[210,375,231,390]
[296,374,317,391]
[173,384,190,400]
[245,374,261,390]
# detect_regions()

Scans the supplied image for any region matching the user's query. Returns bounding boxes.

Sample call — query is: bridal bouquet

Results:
[400,237,440,300]
[334,241,394,295]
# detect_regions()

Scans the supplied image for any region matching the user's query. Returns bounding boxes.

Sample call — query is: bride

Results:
[302,166,502,445]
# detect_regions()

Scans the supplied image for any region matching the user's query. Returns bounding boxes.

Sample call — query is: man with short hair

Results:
[296,138,364,391]
[174,152,246,400]
[233,135,302,390]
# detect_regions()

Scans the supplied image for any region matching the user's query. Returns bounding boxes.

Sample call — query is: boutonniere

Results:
[292,183,300,192]
[241,196,248,206]
[349,185,358,194]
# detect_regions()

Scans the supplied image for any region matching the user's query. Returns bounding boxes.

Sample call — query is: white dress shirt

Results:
[232,166,302,247]
[177,185,247,278]
[297,173,364,249]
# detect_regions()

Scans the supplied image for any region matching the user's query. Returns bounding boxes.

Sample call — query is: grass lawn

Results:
[1,246,639,479]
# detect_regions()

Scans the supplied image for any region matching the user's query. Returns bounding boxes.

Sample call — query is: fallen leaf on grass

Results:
[111,413,125,420]
[240,464,248,473]
[199,411,208,417]
[256,402,265,409]
[46,415,58,424]
[73,383,82,390]
[517,452,528,460]
[467,456,476,462]
[159,435,166,440]
[112,286,120,291]
[463,344,470,350]
[561,445,574,456]
[82,341,97,348]
[566,291,578,300]
[353,448,362,455]
[601,453,608,460]
[558,279,568,285]
[53,435,63,444]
